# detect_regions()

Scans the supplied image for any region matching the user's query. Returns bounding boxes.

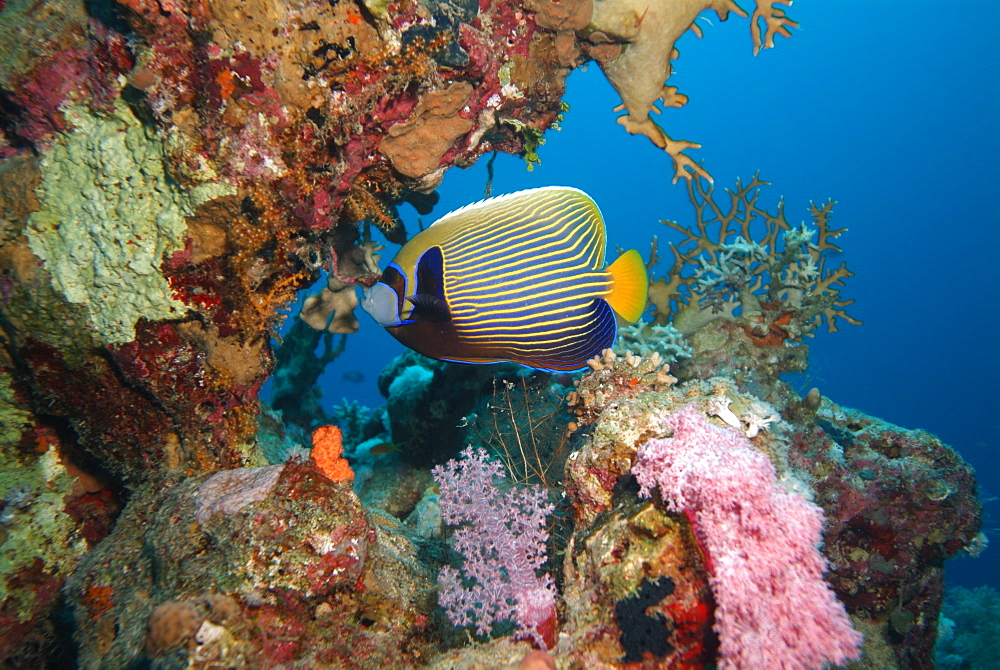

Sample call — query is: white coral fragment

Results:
[708,395,741,430]
[195,620,226,646]
[744,401,781,438]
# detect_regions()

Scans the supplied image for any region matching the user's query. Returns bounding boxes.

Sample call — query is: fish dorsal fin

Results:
[430,186,596,230]
[605,249,648,322]
[431,186,606,271]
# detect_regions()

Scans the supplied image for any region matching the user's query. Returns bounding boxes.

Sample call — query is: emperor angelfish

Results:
[361,186,649,372]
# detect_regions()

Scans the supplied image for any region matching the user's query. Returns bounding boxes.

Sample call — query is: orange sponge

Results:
[311,425,353,483]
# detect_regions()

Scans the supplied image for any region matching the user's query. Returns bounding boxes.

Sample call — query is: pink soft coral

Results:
[633,405,862,669]
[433,447,558,649]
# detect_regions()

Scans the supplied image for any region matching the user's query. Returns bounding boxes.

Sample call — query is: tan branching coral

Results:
[750,0,798,55]
[648,174,861,340]
[583,0,795,181]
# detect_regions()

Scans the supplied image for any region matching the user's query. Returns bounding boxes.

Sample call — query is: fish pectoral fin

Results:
[605,249,649,323]
[405,294,452,322]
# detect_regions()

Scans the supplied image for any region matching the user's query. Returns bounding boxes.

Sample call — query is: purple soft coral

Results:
[432,446,557,649]
[633,405,862,670]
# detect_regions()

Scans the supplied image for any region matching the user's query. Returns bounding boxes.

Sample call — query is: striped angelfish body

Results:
[365,186,648,372]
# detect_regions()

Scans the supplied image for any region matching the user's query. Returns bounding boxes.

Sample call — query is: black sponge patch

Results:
[614,576,676,663]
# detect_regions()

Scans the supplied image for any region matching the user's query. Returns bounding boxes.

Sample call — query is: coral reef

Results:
[468,370,575,504]
[194,463,286,524]
[267,317,345,439]
[633,406,862,668]
[553,366,980,668]
[937,585,1000,669]
[24,100,231,346]
[642,175,861,392]
[790,406,983,667]
[0,370,119,664]
[649,175,861,339]
[559,492,717,667]
[375,350,522,465]
[363,309,979,669]
[615,319,694,363]
[0,0,804,516]
[143,594,241,658]
[0,0,984,665]
[434,447,557,649]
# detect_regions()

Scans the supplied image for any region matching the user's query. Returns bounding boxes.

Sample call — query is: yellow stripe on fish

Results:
[360,186,649,371]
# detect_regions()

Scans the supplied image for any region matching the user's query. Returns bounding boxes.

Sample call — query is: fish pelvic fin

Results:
[605,249,648,322]
[406,293,451,322]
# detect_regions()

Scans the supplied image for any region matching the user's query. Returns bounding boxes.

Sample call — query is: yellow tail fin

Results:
[605,249,648,322]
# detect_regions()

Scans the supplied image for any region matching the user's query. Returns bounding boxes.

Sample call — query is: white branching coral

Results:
[615,319,694,362]
[692,236,769,314]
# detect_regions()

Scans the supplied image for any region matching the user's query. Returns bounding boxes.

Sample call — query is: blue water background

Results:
[299,2,1000,589]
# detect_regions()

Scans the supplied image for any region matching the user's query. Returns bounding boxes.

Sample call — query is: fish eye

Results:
[381,265,404,291]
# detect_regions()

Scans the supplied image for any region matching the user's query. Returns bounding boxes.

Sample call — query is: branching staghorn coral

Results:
[584,0,797,182]
[648,174,861,341]
[615,319,694,362]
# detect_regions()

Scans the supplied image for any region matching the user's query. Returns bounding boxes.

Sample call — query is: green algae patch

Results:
[0,370,86,620]
[0,371,32,446]
[0,447,84,620]
[25,100,232,346]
